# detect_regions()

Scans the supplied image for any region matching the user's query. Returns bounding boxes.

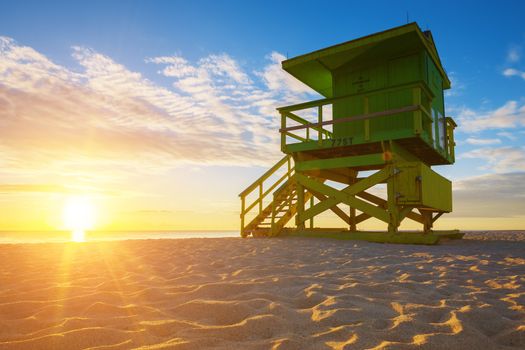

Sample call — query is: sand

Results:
[0,232,524,349]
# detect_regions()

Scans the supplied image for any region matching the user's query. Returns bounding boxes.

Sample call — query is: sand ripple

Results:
[0,233,524,349]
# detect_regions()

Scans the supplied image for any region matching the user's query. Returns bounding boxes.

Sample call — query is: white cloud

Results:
[0,37,318,181]
[148,51,318,133]
[444,72,465,97]
[460,146,525,172]
[255,52,316,95]
[465,138,501,145]
[502,68,525,80]
[147,56,198,78]
[199,54,252,85]
[453,100,525,132]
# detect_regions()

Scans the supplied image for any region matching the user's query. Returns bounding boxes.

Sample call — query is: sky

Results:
[0,0,524,232]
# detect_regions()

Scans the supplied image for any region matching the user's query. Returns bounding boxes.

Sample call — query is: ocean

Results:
[0,230,240,244]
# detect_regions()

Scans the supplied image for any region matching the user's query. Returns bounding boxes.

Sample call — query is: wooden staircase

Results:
[243,178,294,236]
[239,155,315,237]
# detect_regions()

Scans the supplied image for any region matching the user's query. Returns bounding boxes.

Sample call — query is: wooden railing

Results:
[277,82,435,151]
[445,117,457,161]
[239,155,294,236]
[279,109,333,145]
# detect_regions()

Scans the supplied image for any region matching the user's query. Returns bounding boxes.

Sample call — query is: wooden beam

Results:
[310,190,350,224]
[296,153,385,172]
[296,174,390,223]
[304,169,355,184]
[432,212,444,223]
[296,168,390,223]
[356,191,425,224]
[355,212,371,224]
[296,181,305,229]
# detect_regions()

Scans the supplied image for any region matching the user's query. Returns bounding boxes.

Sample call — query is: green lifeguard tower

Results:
[239,23,460,244]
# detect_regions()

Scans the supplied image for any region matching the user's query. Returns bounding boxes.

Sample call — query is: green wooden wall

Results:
[332,50,445,147]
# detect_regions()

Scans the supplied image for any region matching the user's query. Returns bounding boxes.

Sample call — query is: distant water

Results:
[0,231,240,244]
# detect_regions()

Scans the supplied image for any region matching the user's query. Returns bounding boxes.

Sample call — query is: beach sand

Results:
[0,232,524,349]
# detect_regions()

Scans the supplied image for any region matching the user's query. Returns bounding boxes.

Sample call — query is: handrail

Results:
[277,81,435,113]
[239,155,290,197]
[279,82,436,149]
[280,105,420,133]
[240,155,294,236]
[284,111,333,137]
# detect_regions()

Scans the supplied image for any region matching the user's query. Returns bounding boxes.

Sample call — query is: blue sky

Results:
[0,0,524,230]
[2,0,524,110]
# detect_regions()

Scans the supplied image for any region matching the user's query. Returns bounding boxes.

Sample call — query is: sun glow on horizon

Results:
[62,196,97,242]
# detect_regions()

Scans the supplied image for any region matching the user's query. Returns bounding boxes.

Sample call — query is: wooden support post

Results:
[309,196,314,229]
[412,87,422,135]
[350,170,357,231]
[241,197,246,237]
[434,113,440,149]
[271,201,276,236]
[446,118,456,160]
[450,127,456,159]
[259,183,263,214]
[296,181,305,229]
[387,167,399,234]
[318,105,323,144]
[280,112,286,152]
[421,211,433,233]
[350,207,356,231]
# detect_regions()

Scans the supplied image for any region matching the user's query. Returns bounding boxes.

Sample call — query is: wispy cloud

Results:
[444,72,465,97]
[460,146,525,172]
[465,137,501,145]
[502,45,524,80]
[453,100,525,132]
[0,183,118,196]
[0,37,317,182]
[502,68,525,80]
[0,184,71,193]
[255,52,314,95]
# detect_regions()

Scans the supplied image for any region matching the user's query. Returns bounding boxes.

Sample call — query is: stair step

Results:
[278,199,295,203]
[260,214,288,222]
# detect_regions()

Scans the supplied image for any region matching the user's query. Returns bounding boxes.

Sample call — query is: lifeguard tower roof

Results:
[282,22,450,98]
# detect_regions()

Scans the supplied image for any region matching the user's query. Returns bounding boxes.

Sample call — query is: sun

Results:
[62,196,96,242]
